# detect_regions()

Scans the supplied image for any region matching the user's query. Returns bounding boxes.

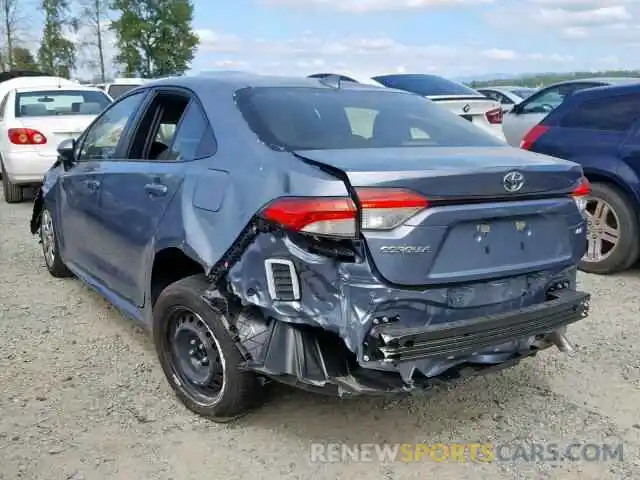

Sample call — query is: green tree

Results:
[78,0,110,82]
[110,0,199,78]
[38,0,76,77]
[12,46,37,69]
[1,0,20,69]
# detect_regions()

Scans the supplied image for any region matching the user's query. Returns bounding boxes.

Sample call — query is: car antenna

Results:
[318,74,342,89]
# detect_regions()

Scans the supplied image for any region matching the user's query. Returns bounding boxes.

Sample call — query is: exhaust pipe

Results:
[548,331,574,353]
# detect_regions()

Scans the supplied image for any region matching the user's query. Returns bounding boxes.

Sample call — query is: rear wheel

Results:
[579,181,639,274]
[1,162,23,203]
[153,275,263,422]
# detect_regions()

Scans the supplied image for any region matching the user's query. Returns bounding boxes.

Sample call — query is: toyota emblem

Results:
[503,171,525,193]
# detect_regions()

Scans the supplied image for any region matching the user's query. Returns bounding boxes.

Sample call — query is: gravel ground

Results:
[1,186,639,480]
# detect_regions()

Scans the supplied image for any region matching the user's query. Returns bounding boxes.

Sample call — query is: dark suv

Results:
[521,83,640,274]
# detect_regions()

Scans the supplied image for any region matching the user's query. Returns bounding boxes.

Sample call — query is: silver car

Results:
[501,77,640,147]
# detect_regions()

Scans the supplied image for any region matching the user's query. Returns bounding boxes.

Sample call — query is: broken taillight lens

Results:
[571,176,590,214]
[260,188,429,238]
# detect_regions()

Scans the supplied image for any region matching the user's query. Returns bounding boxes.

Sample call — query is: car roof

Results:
[566,82,640,102]
[480,86,535,91]
[143,71,390,94]
[13,84,107,93]
[545,77,640,88]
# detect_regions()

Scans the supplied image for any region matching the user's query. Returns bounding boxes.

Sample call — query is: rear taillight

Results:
[260,188,429,238]
[520,125,548,150]
[571,176,590,214]
[485,107,502,125]
[8,128,47,145]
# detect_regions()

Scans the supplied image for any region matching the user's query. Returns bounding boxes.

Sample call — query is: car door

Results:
[58,90,149,281]
[502,82,605,146]
[89,88,214,307]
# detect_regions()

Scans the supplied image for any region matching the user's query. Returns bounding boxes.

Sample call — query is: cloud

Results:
[191,29,585,79]
[261,0,493,12]
[487,0,640,43]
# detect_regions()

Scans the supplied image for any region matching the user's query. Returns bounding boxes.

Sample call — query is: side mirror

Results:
[57,138,76,169]
[510,103,522,115]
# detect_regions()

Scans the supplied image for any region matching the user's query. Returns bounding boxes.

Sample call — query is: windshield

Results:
[372,74,481,97]
[512,88,537,99]
[108,84,141,98]
[235,86,505,151]
[15,90,111,117]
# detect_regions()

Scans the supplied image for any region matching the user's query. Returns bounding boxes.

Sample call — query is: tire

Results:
[579,181,640,274]
[153,274,263,422]
[40,207,73,278]
[1,161,23,203]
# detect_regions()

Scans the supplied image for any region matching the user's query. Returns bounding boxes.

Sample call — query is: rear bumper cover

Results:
[364,289,589,364]
[239,290,589,396]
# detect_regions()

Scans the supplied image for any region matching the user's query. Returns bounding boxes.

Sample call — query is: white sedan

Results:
[0,84,113,203]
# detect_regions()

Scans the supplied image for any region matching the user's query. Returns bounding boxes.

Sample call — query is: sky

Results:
[59,0,640,80]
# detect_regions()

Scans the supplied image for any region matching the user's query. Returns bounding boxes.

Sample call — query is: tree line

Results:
[0,0,199,82]
[467,70,640,89]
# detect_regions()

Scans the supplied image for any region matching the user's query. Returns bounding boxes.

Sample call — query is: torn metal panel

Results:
[225,230,588,393]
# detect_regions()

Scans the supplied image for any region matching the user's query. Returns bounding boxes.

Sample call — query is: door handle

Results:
[84,179,100,191]
[144,183,168,196]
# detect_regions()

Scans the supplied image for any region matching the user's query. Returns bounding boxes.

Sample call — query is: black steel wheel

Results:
[153,274,263,421]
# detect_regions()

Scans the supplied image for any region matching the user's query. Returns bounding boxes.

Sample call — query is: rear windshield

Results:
[372,74,481,97]
[235,86,504,151]
[108,84,140,98]
[15,90,111,117]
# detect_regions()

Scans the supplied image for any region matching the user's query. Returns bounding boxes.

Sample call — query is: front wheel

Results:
[153,275,263,422]
[580,182,639,274]
[40,207,73,278]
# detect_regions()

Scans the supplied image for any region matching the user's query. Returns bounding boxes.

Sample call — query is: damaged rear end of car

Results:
[204,85,592,397]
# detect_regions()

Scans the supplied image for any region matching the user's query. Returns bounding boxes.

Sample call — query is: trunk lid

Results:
[295,146,586,286]
[19,115,96,156]
[428,95,500,125]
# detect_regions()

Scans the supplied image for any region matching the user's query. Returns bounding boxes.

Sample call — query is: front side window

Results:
[15,90,112,117]
[235,86,505,151]
[559,94,640,132]
[78,91,146,161]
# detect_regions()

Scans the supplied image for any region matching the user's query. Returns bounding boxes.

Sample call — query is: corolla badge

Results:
[380,245,431,254]
[503,170,525,193]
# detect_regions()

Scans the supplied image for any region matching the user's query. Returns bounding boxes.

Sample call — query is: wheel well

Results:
[150,248,205,307]
[584,172,639,210]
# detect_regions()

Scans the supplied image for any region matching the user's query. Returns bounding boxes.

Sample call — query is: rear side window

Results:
[559,94,640,132]
[235,86,504,151]
[15,90,111,117]
[166,101,216,161]
[372,74,480,96]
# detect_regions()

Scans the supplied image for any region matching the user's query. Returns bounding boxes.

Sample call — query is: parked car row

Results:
[4,68,640,278]
[0,72,114,203]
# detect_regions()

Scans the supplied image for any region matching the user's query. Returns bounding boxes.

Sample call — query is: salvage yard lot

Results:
[0,187,639,480]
